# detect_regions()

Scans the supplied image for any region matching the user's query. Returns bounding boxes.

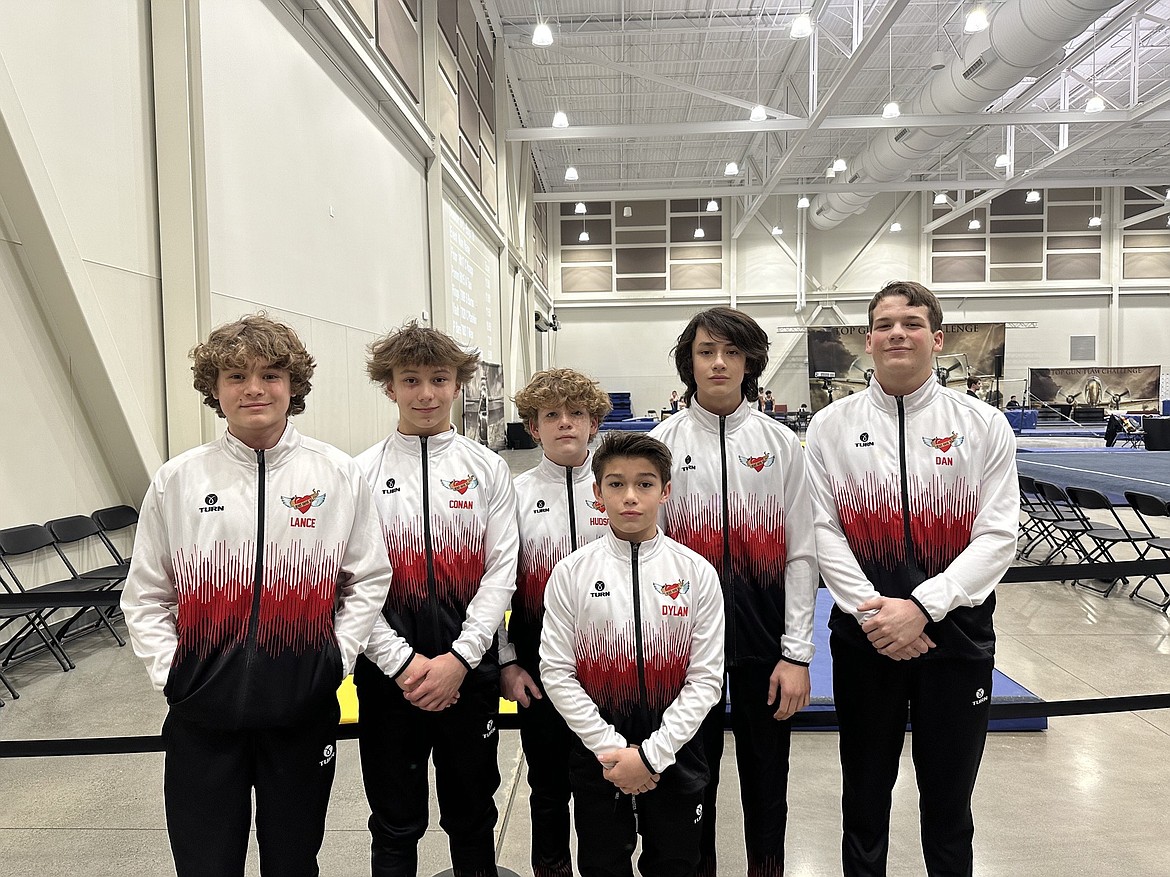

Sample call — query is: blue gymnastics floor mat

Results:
[801,590,1047,732]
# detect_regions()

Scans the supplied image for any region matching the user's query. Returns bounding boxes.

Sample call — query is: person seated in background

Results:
[1005,395,1020,409]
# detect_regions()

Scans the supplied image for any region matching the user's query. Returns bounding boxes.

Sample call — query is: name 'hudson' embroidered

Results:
[171,541,342,659]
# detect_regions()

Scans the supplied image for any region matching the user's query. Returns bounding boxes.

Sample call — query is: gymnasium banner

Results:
[1027,366,1161,408]
[806,323,1006,411]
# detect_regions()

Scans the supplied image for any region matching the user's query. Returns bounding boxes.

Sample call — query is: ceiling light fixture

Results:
[968,217,982,230]
[724,161,739,176]
[1085,94,1105,113]
[574,201,586,214]
[882,33,900,120]
[832,158,847,173]
[964,8,989,34]
[790,12,812,39]
[995,153,1010,168]
[825,166,836,179]
[552,110,568,128]
[1088,215,1102,228]
[934,192,949,205]
[750,104,768,122]
[578,230,589,242]
[1025,189,1041,203]
[623,205,633,218]
[772,224,783,236]
[706,199,719,212]
[532,22,553,47]
[694,220,705,239]
[883,101,901,119]
[890,221,903,232]
[797,195,810,208]
[564,166,578,182]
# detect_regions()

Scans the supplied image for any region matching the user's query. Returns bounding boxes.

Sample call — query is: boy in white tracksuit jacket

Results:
[354,322,519,877]
[121,315,395,877]
[541,431,725,877]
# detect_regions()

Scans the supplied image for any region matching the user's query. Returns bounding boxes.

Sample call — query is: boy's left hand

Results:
[768,659,810,721]
[404,652,467,711]
[598,747,660,795]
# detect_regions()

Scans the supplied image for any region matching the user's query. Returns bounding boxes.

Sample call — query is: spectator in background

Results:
[670,390,680,413]
[1005,396,1020,409]
[764,390,775,413]
[967,376,982,399]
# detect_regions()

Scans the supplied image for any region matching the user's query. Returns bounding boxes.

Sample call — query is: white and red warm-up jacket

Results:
[540,530,725,793]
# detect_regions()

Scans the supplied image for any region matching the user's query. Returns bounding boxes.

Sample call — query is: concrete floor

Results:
[2,444,1169,876]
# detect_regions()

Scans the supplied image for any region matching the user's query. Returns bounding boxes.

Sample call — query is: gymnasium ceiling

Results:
[482,0,1170,232]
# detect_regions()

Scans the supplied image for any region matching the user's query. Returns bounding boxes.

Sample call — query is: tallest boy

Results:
[651,307,818,877]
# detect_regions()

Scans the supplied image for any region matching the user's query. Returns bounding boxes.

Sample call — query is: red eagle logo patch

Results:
[442,475,480,495]
[281,489,326,515]
[738,453,775,473]
[654,580,691,600]
[922,432,964,453]
[587,499,606,512]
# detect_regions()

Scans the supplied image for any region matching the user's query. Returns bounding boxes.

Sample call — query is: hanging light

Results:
[832,158,847,173]
[552,111,569,128]
[934,192,949,205]
[968,218,982,230]
[882,101,901,119]
[623,206,633,218]
[1025,189,1041,204]
[825,166,836,179]
[694,222,705,239]
[772,224,784,236]
[797,195,810,208]
[578,230,590,242]
[1085,94,1105,114]
[964,8,989,33]
[790,13,813,39]
[995,153,1010,168]
[706,199,719,212]
[574,201,586,214]
[889,221,903,232]
[750,104,767,122]
[532,22,554,47]
[564,166,578,182]
[1088,215,1102,228]
[724,161,739,176]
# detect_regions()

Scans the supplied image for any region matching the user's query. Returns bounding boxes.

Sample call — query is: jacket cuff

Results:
[450,649,474,672]
[499,658,519,669]
[908,595,933,622]
[779,655,811,668]
[638,747,658,776]
[389,650,416,680]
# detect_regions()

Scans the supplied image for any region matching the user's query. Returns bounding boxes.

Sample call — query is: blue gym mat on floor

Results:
[802,591,1047,732]
[1015,450,1170,504]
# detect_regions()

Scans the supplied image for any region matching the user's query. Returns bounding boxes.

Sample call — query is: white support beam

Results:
[151,0,213,457]
[923,84,1170,233]
[1120,203,1170,228]
[0,52,162,499]
[734,0,915,238]
[752,213,825,292]
[830,193,915,291]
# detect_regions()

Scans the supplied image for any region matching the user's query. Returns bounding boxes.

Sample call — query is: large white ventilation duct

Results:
[808,0,1127,229]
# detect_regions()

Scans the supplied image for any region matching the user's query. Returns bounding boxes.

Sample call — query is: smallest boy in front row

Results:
[540,432,725,877]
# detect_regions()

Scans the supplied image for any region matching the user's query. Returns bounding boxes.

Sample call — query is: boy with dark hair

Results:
[497,367,612,877]
[122,314,395,876]
[650,305,818,877]
[355,321,520,877]
[806,280,1018,875]
[541,431,725,877]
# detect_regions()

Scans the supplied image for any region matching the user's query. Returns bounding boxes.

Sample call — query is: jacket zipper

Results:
[896,397,917,568]
[237,448,266,719]
[719,415,734,656]
[630,542,650,715]
[420,436,442,648]
[565,464,579,549]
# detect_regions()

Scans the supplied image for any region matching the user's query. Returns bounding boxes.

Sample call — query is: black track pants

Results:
[162,704,339,877]
[572,778,705,877]
[696,664,791,877]
[517,685,575,877]
[831,633,993,877]
[354,656,501,877]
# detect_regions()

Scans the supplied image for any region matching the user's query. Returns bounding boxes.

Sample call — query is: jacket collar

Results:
[220,422,301,467]
[536,448,595,485]
[866,374,939,415]
[390,426,457,457]
[687,395,753,433]
[603,527,664,560]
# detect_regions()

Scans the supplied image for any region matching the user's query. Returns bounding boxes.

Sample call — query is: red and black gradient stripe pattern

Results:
[573,620,692,714]
[832,473,978,576]
[666,494,788,586]
[171,541,341,659]
[515,534,571,623]
[382,516,487,612]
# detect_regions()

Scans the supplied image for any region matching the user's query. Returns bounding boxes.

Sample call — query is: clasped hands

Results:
[598,746,661,796]
[858,596,936,661]
[396,652,466,711]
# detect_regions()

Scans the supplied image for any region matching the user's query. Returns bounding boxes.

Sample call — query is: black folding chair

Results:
[46,515,132,582]
[91,505,138,565]
[1033,481,1096,568]
[1063,486,1150,597]
[1,567,75,673]
[0,666,16,703]
[1018,474,1062,559]
[0,524,126,656]
[1123,491,1170,611]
